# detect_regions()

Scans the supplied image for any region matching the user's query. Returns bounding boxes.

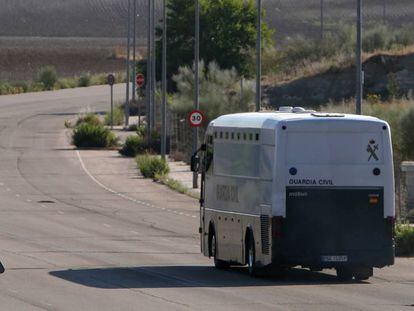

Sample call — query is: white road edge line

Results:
[76,150,189,219]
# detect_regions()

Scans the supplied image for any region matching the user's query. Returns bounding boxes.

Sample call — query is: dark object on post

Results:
[0,261,4,274]
[191,144,206,172]
[191,154,200,172]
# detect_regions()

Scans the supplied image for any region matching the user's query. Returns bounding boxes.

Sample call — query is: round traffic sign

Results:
[188,110,205,127]
[136,74,145,87]
[107,74,115,86]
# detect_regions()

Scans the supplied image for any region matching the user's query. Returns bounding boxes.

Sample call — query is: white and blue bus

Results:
[192,108,395,280]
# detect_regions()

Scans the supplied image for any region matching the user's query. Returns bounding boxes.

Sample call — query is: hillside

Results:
[264,50,414,108]
[0,0,412,40]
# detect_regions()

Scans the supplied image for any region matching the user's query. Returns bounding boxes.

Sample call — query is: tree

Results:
[155,0,272,81]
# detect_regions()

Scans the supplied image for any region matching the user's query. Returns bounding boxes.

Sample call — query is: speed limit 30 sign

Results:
[188,110,205,127]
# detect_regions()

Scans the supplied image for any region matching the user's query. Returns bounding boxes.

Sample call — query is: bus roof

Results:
[210,112,383,130]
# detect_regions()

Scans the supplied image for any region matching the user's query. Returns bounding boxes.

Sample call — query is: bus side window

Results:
[204,135,214,175]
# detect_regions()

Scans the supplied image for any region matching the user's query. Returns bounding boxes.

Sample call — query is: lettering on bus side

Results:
[289,179,334,186]
[216,185,239,203]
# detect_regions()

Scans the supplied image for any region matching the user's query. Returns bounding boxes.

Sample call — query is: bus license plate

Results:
[321,255,348,262]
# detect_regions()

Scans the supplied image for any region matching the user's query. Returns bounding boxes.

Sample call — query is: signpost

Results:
[108,74,116,129]
[188,110,205,128]
[136,73,145,88]
[135,73,145,127]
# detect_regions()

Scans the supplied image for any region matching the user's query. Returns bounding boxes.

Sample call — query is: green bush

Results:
[78,73,91,87]
[136,154,169,179]
[0,82,13,95]
[56,78,77,89]
[104,106,124,126]
[406,209,414,221]
[119,135,147,157]
[171,61,255,121]
[73,123,118,148]
[13,81,29,93]
[38,66,58,90]
[395,223,414,257]
[76,113,102,127]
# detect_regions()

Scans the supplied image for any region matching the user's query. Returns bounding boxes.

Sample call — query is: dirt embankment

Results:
[0,37,137,82]
[264,52,414,108]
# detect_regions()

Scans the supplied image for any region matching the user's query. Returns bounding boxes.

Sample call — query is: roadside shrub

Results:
[38,66,57,90]
[76,113,102,127]
[119,135,147,157]
[90,74,108,86]
[171,61,255,121]
[78,73,91,87]
[363,25,393,52]
[0,82,13,95]
[56,78,77,89]
[136,125,146,137]
[104,106,124,126]
[30,82,45,92]
[395,223,414,257]
[407,209,414,222]
[73,123,118,148]
[13,81,29,93]
[136,154,169,179]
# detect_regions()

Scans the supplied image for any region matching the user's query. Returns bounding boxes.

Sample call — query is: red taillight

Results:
[272,216,284,238]
[386,216,395,239]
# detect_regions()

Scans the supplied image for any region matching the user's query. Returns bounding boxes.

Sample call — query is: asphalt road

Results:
[0,86,412,311]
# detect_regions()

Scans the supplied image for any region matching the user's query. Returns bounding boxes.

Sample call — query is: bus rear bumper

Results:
[271,246,395,269]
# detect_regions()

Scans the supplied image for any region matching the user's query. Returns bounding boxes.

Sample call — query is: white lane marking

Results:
[130,230,139,235]
[26,199,32,202]
[76,150,195,220]
[103,223,111,228]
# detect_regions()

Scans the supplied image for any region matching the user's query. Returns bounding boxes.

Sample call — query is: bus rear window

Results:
[286,132,384,165]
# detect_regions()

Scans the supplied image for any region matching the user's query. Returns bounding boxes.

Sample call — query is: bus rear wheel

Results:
[246,233,258,277]
[211,232,229,269]
[336,266,373,281]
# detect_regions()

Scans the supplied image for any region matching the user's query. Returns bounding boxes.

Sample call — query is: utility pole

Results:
[161,0,167,160]
[192,0,200,189]
[320,0,324,40]
[383,0,386,25]
[151,1,156,130]
[125,0,131,126]
[255,0,262,112]
[146,0,152,141]
[356,0,363,115]
[131,0,137,124]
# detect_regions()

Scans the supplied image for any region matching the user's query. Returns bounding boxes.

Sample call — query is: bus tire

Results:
[210,230,229,269]
[353,266,373,281]
[336,267,353,281]
[246,232,258,277]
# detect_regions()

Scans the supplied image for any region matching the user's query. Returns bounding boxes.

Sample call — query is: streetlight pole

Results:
[131,0,137,124]
[320,0,324,40]
[151,1,156,130]
[192,0,200,189]
[125,0,131,126]
[255,0,262,112]
[146,0,152,141]
[356,0,362,115]
[161,0,167,160]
